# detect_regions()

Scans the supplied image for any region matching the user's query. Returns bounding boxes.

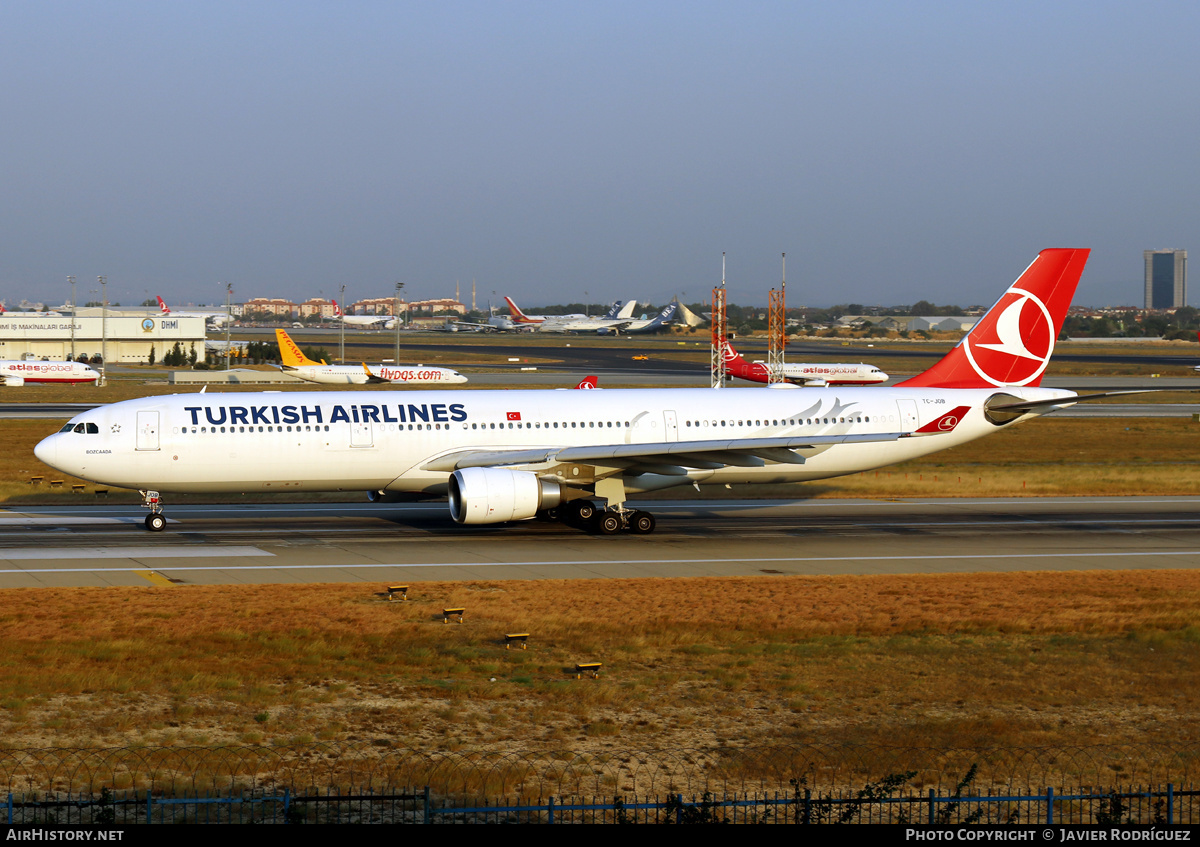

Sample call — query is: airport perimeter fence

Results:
[5,742,1200,798]
[2,784,1197,824]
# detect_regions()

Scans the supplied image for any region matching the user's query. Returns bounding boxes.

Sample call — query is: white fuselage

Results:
[755,361,889,385]
[1,360,99,385]
[282,363,468,385]
[34,384,1070,496]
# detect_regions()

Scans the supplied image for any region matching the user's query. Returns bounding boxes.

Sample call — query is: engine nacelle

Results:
[448,468,561,524]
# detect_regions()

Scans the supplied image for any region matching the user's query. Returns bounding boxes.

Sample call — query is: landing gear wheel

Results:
[594,513,623,535]
[144,514,166,532]
[565,500,599,526]
[629,511,656,534]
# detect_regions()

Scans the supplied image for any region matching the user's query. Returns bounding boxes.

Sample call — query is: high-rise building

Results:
[1144,249,1187,309]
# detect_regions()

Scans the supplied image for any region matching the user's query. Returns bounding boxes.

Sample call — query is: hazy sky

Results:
[2,1,1197,308]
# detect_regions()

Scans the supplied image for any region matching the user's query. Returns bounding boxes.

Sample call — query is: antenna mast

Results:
[710,253,728,388]
[767,253,786,384]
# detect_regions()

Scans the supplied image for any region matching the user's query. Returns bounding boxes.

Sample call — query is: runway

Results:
[1,497,1198,588]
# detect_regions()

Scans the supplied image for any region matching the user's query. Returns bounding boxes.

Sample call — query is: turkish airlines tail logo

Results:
[156,296,170,315]
[576,376,598,389]
[898,248,1090,389]
[332,300,343,317]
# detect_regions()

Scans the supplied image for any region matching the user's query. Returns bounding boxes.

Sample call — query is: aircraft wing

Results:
[421,431,904,474]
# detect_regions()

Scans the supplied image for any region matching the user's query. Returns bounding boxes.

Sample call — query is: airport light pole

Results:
[98,275,107,386]
[67,276,76,362]
[224,281,233,370]
[339,283,346,364]
[394,280,404,365]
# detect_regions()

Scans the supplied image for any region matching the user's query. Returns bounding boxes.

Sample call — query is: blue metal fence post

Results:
[282,787,290,824]
[1168,784,1174,824]
[548,796,555,825]
[145,789,152,825]
[6,792,11,825]
[928,788,936,824]
[423,786,430,824]
[1046,787,1054,825]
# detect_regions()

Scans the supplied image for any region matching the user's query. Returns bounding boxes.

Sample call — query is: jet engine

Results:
[448,468,562,524]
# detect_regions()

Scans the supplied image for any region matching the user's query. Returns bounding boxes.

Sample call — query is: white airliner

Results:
[721,342,889,386]
[156,297,230,326]
[538,300,638,333]
[1,360,99,386]
[37,249,1115,535]
[274,329,467,385]
[327,300,393,329]
[503,297,586,327]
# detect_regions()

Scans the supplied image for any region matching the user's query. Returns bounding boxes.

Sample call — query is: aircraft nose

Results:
[34,434,57,468]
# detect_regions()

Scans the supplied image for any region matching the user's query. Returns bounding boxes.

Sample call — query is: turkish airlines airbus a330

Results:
[36,249,1107,534]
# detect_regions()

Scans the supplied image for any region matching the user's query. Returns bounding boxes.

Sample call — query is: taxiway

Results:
[1,497,1197,588]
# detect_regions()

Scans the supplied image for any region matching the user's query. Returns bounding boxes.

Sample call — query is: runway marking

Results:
[134,570,177,587]
[0,549,1199,575]
[0,546,272,560]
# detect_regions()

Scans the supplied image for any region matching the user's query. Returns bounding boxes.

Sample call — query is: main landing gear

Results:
[556,500,657,535]
[140,490,166,532]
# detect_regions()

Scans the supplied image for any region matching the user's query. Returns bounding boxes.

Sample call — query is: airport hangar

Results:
[0,309,208,363]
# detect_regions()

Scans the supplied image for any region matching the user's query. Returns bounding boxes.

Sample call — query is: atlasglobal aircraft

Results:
[37,249,1117,534]
[1,360,99,386]
[721,342,889,386]
[274,329,467,386]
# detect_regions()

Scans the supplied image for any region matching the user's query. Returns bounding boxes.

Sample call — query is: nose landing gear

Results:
[140,490,166,532]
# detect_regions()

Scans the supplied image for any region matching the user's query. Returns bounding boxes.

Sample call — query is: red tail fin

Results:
[575,375,598,389]
[898,248,1089,388]
[504,297,534,322]
[156,296,170,314]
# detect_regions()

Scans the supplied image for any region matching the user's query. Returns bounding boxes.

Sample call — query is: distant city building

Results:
[1144,249,1187,309]
[353,297,406,316]
[242,298,297,317]
[408,298,466,315]
[298,298,335,319]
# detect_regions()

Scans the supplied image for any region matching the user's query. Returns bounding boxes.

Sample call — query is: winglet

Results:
[275,328,320,367]
[898,248,1089,389]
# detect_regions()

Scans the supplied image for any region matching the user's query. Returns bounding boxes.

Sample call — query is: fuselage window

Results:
[201,427,207,433]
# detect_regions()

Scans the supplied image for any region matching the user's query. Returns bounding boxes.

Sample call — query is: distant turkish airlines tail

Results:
[575,375,598,389]
[156,296,170,315]
[898,248,1089,389]
[331,300,343,318]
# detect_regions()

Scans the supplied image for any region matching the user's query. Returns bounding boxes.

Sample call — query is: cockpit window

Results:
[73,423,85,433]
[60,423,74,432]
[86,423,99,434]
[65,422,99,434]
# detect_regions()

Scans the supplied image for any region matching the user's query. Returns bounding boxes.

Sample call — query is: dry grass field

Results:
[1,572,1199,762]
